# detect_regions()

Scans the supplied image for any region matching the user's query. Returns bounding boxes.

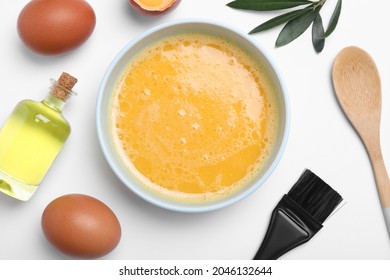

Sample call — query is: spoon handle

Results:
[366,140,390,236]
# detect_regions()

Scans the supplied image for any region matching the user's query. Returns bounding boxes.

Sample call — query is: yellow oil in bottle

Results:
[0,73,77,201]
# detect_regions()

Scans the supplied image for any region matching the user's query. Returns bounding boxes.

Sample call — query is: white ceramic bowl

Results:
[96,19,290,213]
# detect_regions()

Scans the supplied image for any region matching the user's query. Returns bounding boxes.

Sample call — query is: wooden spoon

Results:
[332,46,390,236]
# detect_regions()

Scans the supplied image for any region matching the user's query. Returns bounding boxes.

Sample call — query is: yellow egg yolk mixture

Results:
[111,33,278,202]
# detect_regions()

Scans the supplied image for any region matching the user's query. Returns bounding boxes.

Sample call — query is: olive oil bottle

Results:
[0,72,77,201]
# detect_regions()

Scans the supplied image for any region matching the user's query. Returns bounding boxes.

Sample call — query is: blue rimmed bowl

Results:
[96,19,290,213]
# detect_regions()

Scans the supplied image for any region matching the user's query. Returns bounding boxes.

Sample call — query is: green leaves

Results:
[322,0,342,38]
[227,0,343,52]
[226,0,312,11]
[276,6,321,47]
[249,7,310,34]
[312,14,325,52]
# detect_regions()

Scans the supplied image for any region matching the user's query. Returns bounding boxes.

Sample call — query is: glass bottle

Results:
[0,72,77,201]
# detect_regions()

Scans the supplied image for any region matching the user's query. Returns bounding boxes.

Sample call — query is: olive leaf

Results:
[312,14,325,52]
[226,0,312,11]
[249,6,311,34]
[276,6,321,47]
[321,0,342,38]
[227,0,343,53]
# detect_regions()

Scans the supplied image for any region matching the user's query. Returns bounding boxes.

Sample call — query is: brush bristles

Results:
[287,169,343,224]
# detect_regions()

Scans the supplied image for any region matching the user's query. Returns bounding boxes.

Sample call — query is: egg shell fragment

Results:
[17,0,96,55]
[41,194,121,259]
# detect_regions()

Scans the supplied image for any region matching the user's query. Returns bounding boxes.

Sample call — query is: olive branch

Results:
[227,0,342,52]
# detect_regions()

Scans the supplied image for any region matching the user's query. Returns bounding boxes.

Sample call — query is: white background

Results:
[0,0,389,260]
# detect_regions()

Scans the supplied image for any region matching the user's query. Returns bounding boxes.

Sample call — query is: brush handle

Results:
[253,195,322,260]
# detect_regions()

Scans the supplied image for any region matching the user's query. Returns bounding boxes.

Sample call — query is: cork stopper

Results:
[50,72,78,101]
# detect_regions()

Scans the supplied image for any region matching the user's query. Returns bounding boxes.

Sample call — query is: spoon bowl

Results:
[333,46,382,137]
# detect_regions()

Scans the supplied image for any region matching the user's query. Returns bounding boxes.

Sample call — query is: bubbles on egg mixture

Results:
[110,32,279,202]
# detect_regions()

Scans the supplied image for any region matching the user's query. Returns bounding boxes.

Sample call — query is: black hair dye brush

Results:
[253,169,343,260]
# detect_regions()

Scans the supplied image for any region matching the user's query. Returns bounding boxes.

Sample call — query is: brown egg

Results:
[41,194,121,259]
[17,0,96,55]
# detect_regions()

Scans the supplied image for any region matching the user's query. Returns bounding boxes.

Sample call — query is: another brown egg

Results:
[17,0,96,55]
[41,194,121,259]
